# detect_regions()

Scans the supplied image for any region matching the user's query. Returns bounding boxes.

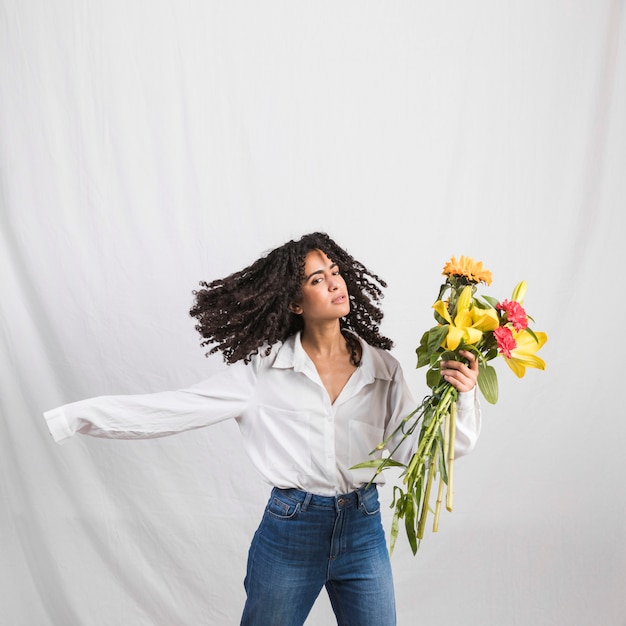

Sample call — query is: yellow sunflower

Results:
[443,256,493,286]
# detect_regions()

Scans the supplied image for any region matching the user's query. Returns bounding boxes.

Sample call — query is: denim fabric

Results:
[241,485,396,626]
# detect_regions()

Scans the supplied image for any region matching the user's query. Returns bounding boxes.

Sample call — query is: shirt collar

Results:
[273,331,393,382]
[272,332,308,372]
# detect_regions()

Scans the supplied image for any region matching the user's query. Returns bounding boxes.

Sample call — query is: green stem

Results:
[417,446,438,539]
[446,400,457,512]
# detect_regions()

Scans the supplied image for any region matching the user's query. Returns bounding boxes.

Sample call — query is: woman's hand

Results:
[440,349,478,393]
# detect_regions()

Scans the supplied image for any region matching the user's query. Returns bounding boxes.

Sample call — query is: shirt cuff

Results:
[43,408,73,444]
[456,388,475,411]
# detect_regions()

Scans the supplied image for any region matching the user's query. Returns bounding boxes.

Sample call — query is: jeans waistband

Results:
[272,484,377,512]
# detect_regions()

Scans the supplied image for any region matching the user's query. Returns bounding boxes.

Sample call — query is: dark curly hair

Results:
[189,232,393,365]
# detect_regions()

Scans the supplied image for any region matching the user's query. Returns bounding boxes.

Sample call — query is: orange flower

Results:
[443,256,493,286]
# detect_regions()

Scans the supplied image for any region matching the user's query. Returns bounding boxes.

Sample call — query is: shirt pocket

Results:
[257,405,313,473]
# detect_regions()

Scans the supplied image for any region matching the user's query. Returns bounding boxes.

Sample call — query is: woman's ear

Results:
[289,302,303,315]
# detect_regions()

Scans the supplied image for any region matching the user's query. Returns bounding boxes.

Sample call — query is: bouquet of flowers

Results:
[354,256,548,555]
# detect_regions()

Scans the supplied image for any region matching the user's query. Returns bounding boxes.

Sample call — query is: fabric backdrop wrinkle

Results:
[1,1,625,624]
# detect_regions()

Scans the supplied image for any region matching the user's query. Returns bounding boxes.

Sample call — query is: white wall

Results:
[1,1,625,624]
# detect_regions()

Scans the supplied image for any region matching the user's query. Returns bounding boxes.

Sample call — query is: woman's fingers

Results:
[441,350,478,392]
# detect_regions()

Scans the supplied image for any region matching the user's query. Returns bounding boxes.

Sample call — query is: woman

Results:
[45,232,481,626]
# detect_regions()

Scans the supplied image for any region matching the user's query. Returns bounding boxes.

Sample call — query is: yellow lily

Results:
[433,286,499,350]
[504,329,548,378]
[511,280,527,304]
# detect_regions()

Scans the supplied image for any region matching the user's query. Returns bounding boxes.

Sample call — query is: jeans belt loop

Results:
[357,483,373,508]
[356,486,363,509]
[301,491,313,512]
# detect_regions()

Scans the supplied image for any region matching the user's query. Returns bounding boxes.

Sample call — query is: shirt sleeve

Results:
[43,360,256,445]
[453,388,482,458]
[383,365,482,465]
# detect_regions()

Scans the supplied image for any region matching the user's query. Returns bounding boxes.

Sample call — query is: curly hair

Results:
[189,232,393,365]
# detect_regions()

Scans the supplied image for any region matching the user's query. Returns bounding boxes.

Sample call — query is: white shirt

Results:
[44,332,481,496]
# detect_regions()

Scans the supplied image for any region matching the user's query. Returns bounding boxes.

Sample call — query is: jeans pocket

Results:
[359,490,381,516]
[266,493,301,520]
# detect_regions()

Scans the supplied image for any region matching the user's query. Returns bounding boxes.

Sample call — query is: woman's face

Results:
[291,249,350,324]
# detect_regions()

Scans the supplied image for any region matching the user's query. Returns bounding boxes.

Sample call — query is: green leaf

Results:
[350,458,406,470]
[484,347,498,361]
[426,367,441,390]
[416,326,448,369]
[404,495,418,555]
[413,476,423,514]
[416,344,430,369]
[390,485,403,509]
[525,327,539,343]
[481,295,500,309]
[427,325,448,352]
[389,505,401,556]
[477,363,499,404]
[428,353,442,368]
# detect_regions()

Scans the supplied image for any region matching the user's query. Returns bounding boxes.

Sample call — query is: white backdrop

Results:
[1,1,625,625]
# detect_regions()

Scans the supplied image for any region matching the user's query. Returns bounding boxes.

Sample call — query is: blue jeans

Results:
[241,485,396,626]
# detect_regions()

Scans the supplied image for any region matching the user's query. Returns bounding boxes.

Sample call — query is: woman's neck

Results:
[300,322,347,361]
[300,324,357,404]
